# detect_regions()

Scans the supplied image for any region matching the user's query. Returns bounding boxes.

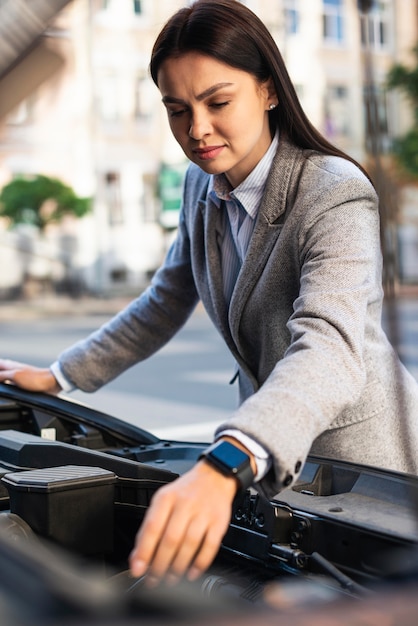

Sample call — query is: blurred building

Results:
[0,0,187,296]
[0,0,417,295]
[258,0,417,158]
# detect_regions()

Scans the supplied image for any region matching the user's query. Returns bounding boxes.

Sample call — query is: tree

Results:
[387,45,418,179]
[0,174,91,231]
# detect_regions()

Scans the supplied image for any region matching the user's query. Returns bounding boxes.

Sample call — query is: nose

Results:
[188,110,211,140]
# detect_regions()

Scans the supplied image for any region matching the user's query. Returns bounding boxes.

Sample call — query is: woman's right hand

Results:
[0,359,62,394]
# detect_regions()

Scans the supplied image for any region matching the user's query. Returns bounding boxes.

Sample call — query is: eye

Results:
[210,101,230,109]
[168,108,187,118]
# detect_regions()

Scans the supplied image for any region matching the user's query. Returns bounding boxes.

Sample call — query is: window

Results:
[324,84,350,140]
[284,0,300,35]
[101,0,142,16]
[322,0,344,43]
[104,172,123,225]
[360,1,390,50]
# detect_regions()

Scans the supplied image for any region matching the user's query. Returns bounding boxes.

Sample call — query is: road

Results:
[1,294,418,443]
[0,303,237,442]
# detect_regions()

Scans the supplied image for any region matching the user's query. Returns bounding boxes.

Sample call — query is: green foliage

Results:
[0,174,91,231]
[387,45,418,178]
[392,128,418,177]
[387,45,418,114]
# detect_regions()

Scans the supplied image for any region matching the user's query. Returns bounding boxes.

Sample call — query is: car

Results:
[0,381,417,625]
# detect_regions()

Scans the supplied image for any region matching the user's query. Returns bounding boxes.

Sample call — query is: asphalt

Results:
[1,282,418,322]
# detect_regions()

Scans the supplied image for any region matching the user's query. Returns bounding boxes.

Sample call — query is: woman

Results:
[1,0,418,586]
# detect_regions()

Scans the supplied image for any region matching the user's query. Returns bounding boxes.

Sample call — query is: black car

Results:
[0,381,417,625]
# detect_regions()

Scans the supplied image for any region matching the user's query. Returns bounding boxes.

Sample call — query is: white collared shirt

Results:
[209,132,279,305]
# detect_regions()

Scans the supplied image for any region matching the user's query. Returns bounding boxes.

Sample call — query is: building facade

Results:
[0,0,417,295]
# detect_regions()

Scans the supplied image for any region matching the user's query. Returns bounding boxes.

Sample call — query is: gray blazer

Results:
[59,139,418,498]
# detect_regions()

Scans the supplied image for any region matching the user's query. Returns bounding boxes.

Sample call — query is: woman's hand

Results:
[0,359,61,394]
[129,459,240,586]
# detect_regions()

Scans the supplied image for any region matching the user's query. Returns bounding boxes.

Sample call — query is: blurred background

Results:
[1,0,418,298]
[1,0,418,438]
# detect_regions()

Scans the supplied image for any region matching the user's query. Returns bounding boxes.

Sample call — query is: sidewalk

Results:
[0,282,417,322]
[0,292,208,321]
[0,294,134,321]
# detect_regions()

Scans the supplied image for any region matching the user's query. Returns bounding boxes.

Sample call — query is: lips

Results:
[192,145,225,161]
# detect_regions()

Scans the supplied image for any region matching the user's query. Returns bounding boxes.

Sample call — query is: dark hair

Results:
[150,0,369,177]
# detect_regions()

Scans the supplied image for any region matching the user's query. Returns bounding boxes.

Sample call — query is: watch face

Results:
[210,441,249,472]
[201,441,254,490]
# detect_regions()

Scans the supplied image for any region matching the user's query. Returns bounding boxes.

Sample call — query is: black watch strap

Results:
[198,440,254,491]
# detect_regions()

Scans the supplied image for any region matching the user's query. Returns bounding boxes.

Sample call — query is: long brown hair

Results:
[150,0,369,178]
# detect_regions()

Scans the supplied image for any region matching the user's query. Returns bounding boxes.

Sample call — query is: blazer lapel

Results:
[229,139,303,342]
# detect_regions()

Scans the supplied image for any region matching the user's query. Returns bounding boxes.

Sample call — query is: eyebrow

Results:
[162,82,234,105]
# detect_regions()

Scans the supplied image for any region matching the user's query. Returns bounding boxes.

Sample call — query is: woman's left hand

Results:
[129,459,239,586]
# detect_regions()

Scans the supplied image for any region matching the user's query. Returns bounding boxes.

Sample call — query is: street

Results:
[1,294,418,443]
[0,303,237,442]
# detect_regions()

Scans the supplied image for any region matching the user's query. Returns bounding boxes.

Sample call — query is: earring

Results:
[269,103,277,110]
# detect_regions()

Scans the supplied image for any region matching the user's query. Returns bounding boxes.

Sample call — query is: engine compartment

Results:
[0,383,417,624]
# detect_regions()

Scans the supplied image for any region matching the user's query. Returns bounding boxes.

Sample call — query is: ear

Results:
[262,76,278,108]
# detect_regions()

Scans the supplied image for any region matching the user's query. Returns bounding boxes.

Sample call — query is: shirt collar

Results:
[209,131,279,217]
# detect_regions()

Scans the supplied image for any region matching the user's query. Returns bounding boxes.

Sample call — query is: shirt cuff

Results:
[216,429,272,482]
[50,361,76,393]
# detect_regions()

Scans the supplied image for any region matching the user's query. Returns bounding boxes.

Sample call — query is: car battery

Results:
[2,465,116,555]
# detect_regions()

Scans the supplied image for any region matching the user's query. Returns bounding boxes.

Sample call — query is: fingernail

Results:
[187,566,201,582]
[145,575,160,588]
[130,559,147,578]
[165,573,179,587]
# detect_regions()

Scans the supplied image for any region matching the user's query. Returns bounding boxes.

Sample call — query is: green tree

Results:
[0,174,91,231]
[387,45,418,179]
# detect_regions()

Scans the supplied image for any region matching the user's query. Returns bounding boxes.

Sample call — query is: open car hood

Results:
[0,381,417,625]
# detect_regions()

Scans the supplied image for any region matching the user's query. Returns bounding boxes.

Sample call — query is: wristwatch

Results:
[198,440,255,491]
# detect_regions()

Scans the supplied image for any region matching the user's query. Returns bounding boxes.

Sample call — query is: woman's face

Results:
[158,52,275,188]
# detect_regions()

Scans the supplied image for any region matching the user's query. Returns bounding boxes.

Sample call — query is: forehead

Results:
[157,52,258,98]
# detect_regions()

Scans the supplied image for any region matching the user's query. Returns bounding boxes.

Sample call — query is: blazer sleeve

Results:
[216,161,383,498]
[57,184,200,392]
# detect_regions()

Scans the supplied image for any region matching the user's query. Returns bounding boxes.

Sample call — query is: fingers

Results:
[0,358,26,370]
[0,360,61,393]
[185,521,228,582]
[0,358,24,376]
[167,515,208,582]
[130,488,180,579]
[130,485,199,583]
[142,508,196,586]
[131,505,226,586]
[0,359,22,383]
[129,462,238,586]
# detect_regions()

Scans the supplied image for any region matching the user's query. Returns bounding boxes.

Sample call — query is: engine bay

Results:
[0,382,417,625]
